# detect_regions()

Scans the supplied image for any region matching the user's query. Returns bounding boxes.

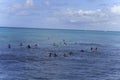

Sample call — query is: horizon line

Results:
[0,26,120,32]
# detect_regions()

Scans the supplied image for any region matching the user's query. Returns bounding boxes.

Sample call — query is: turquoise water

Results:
[0,27,120,80]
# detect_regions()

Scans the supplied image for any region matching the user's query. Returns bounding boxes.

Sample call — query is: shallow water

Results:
[0,27,120,80]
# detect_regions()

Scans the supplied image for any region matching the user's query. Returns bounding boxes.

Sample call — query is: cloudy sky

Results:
[0,0,120,31]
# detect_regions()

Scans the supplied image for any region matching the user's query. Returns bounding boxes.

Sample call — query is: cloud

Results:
[26,0,34,7]
[54,9,107,23]
[0,0,120,30]
[53,7,120,30]
[0,0,35,16]
[110,5,120,15]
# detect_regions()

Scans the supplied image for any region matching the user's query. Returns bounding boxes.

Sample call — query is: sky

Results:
[0,0,120,31]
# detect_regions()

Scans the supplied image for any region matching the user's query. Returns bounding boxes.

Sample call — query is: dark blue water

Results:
[0,27,120,80]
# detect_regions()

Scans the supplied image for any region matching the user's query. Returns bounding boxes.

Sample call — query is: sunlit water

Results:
[0,27,120,80]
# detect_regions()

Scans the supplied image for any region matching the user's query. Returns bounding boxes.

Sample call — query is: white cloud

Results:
[110,5,120,15]
[26,0,34,7]
[53,7,120,30]
[0,0,35,15]
[55,8,102,16]
[54,9,107,23]
[78,9,101,15]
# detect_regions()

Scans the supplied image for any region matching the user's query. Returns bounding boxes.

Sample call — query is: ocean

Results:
[0,27,120,80]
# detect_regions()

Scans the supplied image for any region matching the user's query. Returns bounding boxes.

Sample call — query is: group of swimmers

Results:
[45,47,98,58]
[7,42,98,58]
[45,51,74,58]
[80,47,97,52]
[52,39,67,48]
[8,39,67,49]
[7,43,38,49]
[46,53,58,57]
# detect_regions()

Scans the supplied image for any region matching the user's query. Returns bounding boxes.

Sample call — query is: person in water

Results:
[8,44,11,48]
[90,47,97,51]
[63,39,65,42]
[91,47,93,51]
[35,44,38,46]
[53,53,57,57]
[27,45,31,49]
[63,54,68,57]
[20,43,23,46]
[69,51,74,55]
[95,47,97,50]
[49,53,52,57]
[53,43,59,47]
[64,42,67,46]
[80,50,84,52]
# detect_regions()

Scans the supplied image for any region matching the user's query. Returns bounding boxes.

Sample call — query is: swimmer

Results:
[8,44,11,49]
[19,43,23,46]
[45,53,52,58]
[64,42,67,45]
[69,51,74,55]
[53,43,56,46]
[80,50,84,52]
[35,44,38,46]
[63,39,65,42]
[95,47,97,50]
[63,54,68,57]
[74,42,77,44]
[53,43,59,47]
[27,45,31,49]
[49,53,52,57]
[91,47,93,51]
[53,53,57,57]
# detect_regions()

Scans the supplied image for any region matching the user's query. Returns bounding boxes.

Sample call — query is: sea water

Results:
[0,27,120,80]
